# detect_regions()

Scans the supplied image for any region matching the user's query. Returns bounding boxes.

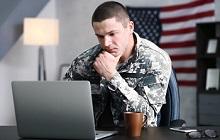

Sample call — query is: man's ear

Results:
[128,20,134,34]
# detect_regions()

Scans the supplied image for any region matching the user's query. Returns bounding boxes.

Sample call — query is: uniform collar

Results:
[133,32,141,49]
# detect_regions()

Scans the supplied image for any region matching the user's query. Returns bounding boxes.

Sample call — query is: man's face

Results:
[92,17,133,57]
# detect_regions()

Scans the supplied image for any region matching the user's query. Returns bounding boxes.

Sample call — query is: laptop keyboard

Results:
[95,130,118,140]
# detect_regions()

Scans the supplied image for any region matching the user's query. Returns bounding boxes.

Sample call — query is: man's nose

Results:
[104,36,112,47]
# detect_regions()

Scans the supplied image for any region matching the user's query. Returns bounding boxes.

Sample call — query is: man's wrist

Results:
[105,70,118,81]
[109,72,121,87]
[107,72,120,91]
[109,72,120,81]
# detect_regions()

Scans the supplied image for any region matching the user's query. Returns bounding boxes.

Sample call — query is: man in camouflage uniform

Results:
[64,1,171,127]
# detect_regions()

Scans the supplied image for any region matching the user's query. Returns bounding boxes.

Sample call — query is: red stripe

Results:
[170,54,196,61]
[178,80,197,86]
[160,40,195,48]
[174,68,196,73]
[162,27,196,36]
[161,11,214,23]
[161,0,214,12]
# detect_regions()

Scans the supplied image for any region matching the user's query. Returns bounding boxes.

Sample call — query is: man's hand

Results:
[93,51,121,80]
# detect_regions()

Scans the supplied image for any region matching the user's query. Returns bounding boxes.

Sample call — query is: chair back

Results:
[159,69,180,126]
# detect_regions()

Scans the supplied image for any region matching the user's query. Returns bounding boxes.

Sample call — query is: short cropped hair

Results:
[92,1,130,27]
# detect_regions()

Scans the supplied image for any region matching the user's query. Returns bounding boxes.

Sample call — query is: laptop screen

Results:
[12,81,96,139]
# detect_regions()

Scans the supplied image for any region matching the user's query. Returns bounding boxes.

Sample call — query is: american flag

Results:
[127,0,215,87]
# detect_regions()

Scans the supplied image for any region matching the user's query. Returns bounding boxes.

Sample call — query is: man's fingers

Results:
[115,55,121,62]
[102,51,121,63]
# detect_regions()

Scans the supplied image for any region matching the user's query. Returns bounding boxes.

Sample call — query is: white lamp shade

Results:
[23,18,59,46]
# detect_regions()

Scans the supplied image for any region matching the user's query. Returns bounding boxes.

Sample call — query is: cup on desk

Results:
[124,112,147,137]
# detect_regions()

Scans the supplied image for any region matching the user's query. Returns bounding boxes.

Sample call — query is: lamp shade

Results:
[23,18,59,46]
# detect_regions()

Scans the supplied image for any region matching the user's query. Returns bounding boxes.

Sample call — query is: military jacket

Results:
[64,32,172,127]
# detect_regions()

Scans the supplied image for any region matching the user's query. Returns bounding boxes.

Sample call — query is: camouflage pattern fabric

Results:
[64,32,172,127]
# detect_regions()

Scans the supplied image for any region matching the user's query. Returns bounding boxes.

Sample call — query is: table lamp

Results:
[23,18,59,81]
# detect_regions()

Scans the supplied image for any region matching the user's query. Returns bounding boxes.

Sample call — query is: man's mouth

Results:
[108,48,117,53]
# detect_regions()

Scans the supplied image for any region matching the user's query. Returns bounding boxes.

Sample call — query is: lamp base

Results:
[38,46,46,81]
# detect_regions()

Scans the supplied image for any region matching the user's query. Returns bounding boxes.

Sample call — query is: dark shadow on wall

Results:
[0,0,49,60]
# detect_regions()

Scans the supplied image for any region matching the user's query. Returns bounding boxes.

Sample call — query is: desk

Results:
[1,126,220,140]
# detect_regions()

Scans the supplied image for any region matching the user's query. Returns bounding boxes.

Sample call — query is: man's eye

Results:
[97,35,104,39]
[109,33,115,36]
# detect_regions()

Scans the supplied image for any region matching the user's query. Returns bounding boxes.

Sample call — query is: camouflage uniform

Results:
[64,32,172,127]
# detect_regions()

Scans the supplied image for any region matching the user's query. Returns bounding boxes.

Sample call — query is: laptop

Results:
[12,81,118,140]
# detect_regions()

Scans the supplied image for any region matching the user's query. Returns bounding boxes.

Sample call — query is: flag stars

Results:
[127,8,161,45]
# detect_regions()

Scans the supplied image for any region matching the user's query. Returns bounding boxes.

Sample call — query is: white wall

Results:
[0,0,220,126]
[0,0,57,126]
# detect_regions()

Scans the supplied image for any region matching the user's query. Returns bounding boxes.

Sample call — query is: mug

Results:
[124,112,147,137]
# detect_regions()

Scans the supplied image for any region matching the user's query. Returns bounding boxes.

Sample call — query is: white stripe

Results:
[160,32,195,43]
[172,60,196,68]
[162,16,214,31]
[160,3,214,19]
[163,47,196,55]
[176,73,196,81]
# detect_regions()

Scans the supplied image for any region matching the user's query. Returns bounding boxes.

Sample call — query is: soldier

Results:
[64,1,171,128]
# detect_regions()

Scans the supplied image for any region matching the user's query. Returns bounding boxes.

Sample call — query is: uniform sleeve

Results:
[63,57,105,126]
[63,63,85,81]
[109,55,172,127]
[63,45,102,81]
[63,64,77,81]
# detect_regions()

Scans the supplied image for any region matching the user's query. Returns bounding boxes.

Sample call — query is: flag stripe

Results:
[160,32,195,43]
[176,73,196,81]
[172,60,196,68]
[161,2,214,18]
[162,27,196,35]
[160,40,195,49]
[178,80,197,86]
[161,0,214,11]
[161,11,214,23]
[175,67,196,73]
[164,47,196,55]
[162,16,214,31]
[170,54,196,61]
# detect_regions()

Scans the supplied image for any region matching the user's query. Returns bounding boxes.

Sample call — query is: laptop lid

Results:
[12,81,96,139]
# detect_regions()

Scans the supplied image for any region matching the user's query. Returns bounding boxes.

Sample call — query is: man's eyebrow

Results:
[95,33,104,37]
[108,30,117,34]
[95,30,118,36]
